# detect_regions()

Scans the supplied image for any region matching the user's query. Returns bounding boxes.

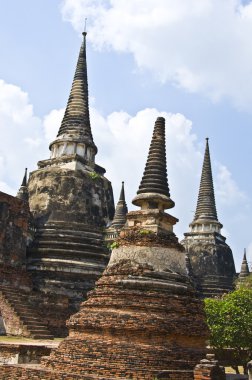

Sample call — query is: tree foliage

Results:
[205,276,252,373]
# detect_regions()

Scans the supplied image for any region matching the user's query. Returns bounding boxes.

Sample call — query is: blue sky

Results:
[0,0,251,270]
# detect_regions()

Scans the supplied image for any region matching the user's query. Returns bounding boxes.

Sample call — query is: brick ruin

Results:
[0,29,242,379]
[182,138,236,297]
[0,191,66,338]
[0,191,30,272]
[0,116,210,379]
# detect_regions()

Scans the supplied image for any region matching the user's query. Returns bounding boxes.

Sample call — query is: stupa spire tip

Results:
[82,18,87,37]
[132,115,174,210]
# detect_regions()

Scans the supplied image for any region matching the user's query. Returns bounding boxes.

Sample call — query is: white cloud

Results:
[43,109,65,142]
[215,163,247,205]
[0,80,49,194]
[61,0,252,110]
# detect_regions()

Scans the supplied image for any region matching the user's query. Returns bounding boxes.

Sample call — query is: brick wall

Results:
[0,265,33,290]
[0,191,29,269]
[31,292,72,337]
[0,292,24,336]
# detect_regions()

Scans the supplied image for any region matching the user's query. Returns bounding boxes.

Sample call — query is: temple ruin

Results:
[0,27,247,380]
[0,116,209,379]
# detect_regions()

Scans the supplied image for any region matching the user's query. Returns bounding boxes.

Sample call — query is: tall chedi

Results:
[182,138,236,298]
[19,116,208,380]
[27,32,114,310]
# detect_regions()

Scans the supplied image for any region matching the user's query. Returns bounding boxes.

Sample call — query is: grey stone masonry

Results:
[182,138,236,298]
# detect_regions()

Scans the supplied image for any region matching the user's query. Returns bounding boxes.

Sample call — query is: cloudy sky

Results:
[0,0,251,269]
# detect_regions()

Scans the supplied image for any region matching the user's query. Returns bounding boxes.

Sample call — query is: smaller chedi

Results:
[105,181,128,245]
[182,138,236,298]
[238,249,250,282]
[16,168,29,203]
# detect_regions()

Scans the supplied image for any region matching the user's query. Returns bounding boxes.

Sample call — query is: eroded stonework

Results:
[182,139,236,297]
[0,191,29,268]
[27,164,113,308]
[183,235,236,297]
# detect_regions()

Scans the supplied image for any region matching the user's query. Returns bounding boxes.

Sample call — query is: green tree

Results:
[205,277,252,374]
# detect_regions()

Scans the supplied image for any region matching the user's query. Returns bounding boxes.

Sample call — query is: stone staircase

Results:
[0,285,53,339]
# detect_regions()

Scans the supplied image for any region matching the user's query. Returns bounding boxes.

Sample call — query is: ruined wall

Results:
[0,191,29,269]
[31,292,72,337]
[0,191,33,292]
[0,266,32,290]
[0,291,24,336]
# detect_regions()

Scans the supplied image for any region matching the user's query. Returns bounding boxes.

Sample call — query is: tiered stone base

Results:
[197,275,235,298]
[182,234,236,298]
[28,221,109,309]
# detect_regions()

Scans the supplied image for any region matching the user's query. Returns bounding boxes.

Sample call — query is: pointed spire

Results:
[239,248,250,280]
[110,182,128,229]
[194,138,219,222]
[21,168,27,187]
[17,168,29,202]
[50,31,97,158]
[132,117,174,210]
